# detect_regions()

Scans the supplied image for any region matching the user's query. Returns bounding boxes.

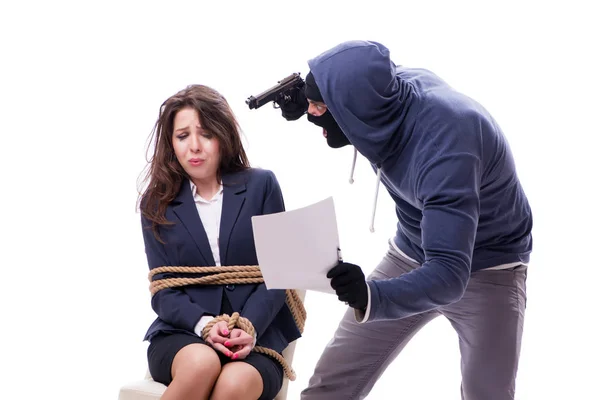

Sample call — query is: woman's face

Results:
[172,107,221,186]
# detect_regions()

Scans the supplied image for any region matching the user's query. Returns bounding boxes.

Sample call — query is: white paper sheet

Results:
[251,196,341,294]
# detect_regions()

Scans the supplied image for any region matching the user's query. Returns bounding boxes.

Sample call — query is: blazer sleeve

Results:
[142,215,210,333]
[240,170,288,339]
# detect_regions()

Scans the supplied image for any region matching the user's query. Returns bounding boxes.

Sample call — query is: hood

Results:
[307,40,415,165]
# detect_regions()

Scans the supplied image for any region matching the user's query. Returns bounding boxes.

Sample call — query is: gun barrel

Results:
[246,73,303,110]
[245,96,258,109]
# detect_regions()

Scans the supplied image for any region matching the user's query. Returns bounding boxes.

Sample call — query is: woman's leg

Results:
[148,333,222,400]
[210,362,263,400]
[163,343,222,400]
[211,352,284,400]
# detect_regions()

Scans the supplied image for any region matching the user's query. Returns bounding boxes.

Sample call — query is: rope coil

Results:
[149,265,306,380]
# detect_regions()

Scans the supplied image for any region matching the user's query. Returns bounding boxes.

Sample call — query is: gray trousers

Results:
[301,243,528,400]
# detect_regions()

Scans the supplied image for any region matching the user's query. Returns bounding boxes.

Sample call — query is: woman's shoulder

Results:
[248,167,279,182]
[226,167,280,187]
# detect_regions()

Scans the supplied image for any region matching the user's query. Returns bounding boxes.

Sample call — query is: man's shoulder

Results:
[415,83,494,143]
[397,67,486,120]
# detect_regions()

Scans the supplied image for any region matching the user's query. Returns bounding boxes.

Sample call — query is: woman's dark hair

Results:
[137,84,250,240]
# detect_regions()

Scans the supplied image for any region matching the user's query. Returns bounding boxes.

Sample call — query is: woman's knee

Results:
[211,362,263,399]
[172,343,222,384]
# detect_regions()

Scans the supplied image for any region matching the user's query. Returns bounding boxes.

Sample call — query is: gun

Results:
[245,72,305,110]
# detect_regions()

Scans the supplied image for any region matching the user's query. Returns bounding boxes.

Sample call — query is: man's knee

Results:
[461,368,517,400]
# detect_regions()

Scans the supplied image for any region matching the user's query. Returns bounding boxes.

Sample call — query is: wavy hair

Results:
[137,84,250,241]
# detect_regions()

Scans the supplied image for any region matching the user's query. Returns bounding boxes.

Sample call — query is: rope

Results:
[148,265,306,380]
[201,312,298,381]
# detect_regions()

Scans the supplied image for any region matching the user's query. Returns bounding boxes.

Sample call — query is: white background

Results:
[1,1,598,399]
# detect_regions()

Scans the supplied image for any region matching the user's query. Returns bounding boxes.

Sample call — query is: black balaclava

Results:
[304,71,351,148]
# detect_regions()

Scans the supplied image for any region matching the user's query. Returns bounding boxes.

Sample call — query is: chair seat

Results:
[118,374,291,400]
[118,379,165,400]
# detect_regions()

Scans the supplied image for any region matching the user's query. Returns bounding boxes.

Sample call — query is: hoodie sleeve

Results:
[365,151,481,322]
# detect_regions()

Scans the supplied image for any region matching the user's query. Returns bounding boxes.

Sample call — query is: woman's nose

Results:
[190,135,201,152]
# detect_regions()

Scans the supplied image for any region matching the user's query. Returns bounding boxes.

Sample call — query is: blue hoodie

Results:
[308,40,533,322]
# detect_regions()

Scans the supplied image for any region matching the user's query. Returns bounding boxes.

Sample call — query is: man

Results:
[277,40,532,400]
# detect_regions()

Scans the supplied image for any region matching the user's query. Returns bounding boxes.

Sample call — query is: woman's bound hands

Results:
[205,321,255,360]
[205,320,232,357]
[223,328,255,360]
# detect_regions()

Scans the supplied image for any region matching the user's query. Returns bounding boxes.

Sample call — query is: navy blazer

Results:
[142,168,302,354]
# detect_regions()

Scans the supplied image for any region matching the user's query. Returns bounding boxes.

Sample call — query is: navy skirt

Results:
[147,291,284,399]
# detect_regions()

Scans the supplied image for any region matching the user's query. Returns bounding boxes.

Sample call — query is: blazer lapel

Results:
[172,180,214,266]
[219,171,247,264]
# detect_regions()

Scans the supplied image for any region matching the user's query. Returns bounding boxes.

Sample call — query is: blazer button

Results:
[225,284,235,291]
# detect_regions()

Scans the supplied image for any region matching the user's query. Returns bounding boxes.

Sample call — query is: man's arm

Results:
[365,152,481,321]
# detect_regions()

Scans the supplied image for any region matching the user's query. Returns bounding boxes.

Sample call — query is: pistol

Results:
[246,72,305,110]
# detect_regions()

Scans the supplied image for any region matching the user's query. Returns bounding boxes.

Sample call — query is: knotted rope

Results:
[148,265,306,380]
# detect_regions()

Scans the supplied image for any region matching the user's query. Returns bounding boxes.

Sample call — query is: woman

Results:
[138,84,301,400]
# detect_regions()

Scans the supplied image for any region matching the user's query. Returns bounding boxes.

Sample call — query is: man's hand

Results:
[327,262,368,310]
[223,328,255,360]
[277,86,308,121]
[205,321,233,357]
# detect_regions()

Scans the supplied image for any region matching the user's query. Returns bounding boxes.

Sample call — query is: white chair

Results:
[118,290,305,400]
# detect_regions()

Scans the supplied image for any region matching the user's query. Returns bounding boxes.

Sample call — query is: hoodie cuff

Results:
[354,282,372,323]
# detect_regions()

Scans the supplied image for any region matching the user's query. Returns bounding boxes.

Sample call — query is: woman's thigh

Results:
[147,332,222,385]
[216,351,284,400]
[148,332,283,399]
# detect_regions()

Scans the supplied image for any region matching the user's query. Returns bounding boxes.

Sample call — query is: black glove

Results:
[327,262,368,311]
[277,86,308,121]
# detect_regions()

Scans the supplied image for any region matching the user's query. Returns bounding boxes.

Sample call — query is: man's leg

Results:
[301,245,439,400]
[441,265,528,400]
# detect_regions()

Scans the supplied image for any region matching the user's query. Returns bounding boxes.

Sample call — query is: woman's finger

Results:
[215,321,230,337]
[209,321,230,344]
[225,335,253,347]
[208,338,234,357]
[209,332,227,344]
[228,329,243,338]
[209,328,228,344]
[232,343,253,360]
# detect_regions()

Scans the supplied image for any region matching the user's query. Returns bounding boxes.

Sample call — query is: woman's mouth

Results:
[189,158,204,166]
